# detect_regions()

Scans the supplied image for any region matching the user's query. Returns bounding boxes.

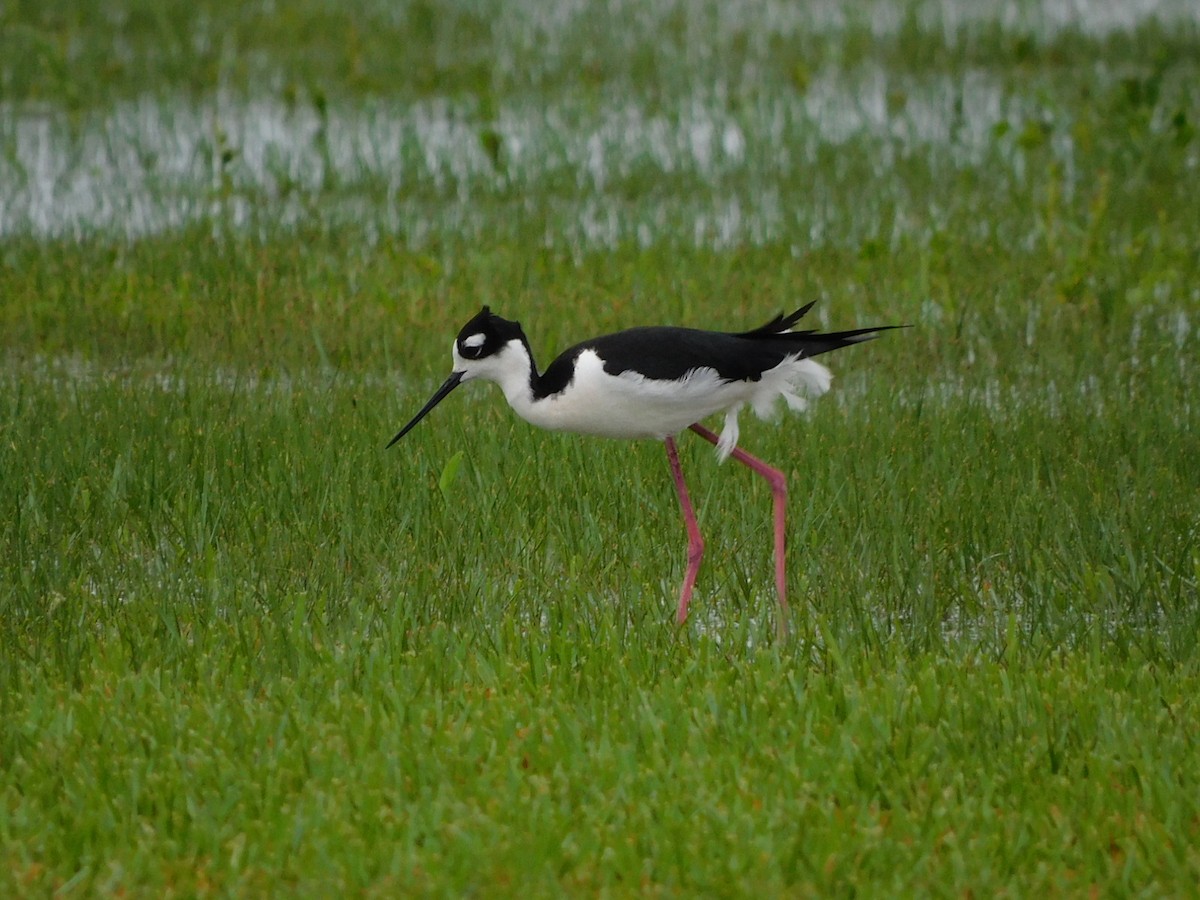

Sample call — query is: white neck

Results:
[459,338,543,424]
[494,341,539,414]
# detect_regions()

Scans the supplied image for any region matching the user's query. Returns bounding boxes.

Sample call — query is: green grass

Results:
[3,0,1200,895]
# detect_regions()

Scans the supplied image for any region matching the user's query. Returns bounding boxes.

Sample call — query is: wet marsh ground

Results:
[2,0,1199,894]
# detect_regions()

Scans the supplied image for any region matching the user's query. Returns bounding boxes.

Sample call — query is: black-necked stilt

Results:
[389,303,899,627]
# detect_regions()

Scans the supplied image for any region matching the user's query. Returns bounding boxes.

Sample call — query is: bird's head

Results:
[450,306,528,383]
[387,306,529,447]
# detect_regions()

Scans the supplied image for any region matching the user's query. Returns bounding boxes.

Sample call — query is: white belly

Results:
[508,350,831,442]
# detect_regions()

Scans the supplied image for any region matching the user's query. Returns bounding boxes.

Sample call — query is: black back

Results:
[534,303,900,399]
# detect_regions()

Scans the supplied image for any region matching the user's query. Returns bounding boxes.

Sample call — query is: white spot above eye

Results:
[462,333,486,349]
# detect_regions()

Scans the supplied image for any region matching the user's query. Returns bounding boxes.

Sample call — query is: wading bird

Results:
[389,303,898,627]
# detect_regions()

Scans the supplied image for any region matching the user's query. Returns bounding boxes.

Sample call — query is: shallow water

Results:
[0,73,1036,243]
[2,0,1195,246]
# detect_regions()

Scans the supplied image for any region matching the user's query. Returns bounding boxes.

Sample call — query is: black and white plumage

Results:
[389,303,899,627]
[390,302,887,457]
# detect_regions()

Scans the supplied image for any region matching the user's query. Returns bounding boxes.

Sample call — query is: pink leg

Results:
[665,436,705,624]
[688,424,790,627]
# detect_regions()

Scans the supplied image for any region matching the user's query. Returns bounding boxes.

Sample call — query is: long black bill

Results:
[386,371,465,448]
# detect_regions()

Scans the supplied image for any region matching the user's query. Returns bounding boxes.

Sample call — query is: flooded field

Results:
[3,1,1199,895]
[4,0,1197,248]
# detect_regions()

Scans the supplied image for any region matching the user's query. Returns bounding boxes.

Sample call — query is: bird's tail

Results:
[737,301,905,358]
[716,356,833,462]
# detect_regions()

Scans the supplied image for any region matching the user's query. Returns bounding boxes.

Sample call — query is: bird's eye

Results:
[459,332,487,358]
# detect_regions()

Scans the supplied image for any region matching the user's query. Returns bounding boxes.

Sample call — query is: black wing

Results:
[535,304,903,397]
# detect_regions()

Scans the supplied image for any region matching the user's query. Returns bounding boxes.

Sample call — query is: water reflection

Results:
[0,14,1191,250]
[0,69,1031,243]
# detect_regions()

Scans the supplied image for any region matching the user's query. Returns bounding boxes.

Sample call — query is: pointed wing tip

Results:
[781,300,818,329]
[850,323,911,342]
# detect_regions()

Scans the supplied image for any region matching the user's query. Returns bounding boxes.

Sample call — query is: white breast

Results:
[506,350,831,446]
